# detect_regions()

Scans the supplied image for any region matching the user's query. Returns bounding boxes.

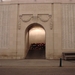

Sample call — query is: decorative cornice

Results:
[1,0,75,4]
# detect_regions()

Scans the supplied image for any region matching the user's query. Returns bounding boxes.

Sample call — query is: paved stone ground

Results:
[0,59,75,75]
[0,67,75,75]
[0,59,75,67]
[26,49,45,59]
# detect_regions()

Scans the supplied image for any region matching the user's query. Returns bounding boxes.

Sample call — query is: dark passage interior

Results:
[26,43,45,59]
[25,23,45,59]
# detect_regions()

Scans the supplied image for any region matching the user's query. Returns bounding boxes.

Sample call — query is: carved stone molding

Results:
[19,14,33,22]
[19,14,53,30]
[38,14,51,22]
[18,17,21,30]
[49,15,53,30]
[19,14,52,22]
[32,14,38,22]
[18,14,33,30]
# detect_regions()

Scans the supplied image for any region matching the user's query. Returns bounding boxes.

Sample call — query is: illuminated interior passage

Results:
[25,23,45,59]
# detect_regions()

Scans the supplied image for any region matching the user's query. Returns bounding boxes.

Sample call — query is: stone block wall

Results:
[0,4,18,59]
[0,3,74,59]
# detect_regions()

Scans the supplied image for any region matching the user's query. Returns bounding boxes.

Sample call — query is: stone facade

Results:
[0,0,75,59]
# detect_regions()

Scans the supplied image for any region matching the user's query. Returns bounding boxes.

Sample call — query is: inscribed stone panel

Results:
[62,4,75,49]
[0,4,17,53]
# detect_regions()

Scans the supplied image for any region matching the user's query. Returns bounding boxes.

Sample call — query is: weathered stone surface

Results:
[0,4,18,58]
[62,4,75,49]
[0,2,75,59]
[2,0,75,3]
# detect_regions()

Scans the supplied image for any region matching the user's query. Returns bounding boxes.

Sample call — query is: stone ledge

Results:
[0,0,75,4]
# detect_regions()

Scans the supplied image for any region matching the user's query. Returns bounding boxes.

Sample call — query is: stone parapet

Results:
[0,0,75,4]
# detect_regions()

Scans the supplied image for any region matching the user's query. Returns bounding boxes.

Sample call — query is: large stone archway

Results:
[25,23,46,59]
[17,15,53,59]
[0,3,64,59]
[17,4,54,59]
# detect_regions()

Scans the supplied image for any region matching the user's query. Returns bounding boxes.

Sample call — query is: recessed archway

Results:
[25,23,46,59]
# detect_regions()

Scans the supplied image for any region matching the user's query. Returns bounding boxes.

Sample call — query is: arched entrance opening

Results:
[25,23,46,59]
